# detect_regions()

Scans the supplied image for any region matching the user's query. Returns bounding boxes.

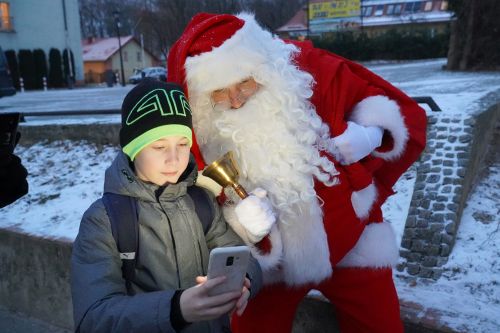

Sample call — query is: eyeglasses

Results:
[210,78,259,112]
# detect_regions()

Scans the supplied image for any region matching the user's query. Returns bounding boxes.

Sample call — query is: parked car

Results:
[0,46,16,98]
[128,67,167,84]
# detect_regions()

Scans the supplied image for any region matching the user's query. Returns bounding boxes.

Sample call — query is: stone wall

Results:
[398,103,500,279]
[19,123,121,147]
[0,228,73,329]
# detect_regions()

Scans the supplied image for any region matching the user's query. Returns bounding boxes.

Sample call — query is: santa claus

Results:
[168,12,426,333]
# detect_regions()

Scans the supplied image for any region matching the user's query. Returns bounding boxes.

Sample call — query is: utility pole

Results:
[113,10,126,86]
[360,0,364,34]
[62,0,74,89]
[140,33,145,69]
[303,0,310,39]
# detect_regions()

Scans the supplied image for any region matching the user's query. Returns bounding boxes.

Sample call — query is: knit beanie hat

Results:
[120,78,192,161]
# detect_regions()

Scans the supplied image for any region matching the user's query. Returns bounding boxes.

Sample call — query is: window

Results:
[123,51,128,62]
[362,6,373,17]
[403,2,422,14]
[424,1,433,11]
[386,4,395,15]
[374,5,384,16]
[0,2,13,31]
[440,1,449,11]
[137,51,141,62]
[413,1,423,12]
[394,4,402,14]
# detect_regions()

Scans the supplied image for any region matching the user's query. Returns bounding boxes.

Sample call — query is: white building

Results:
[0,0,83,82]
[277,0,452,38]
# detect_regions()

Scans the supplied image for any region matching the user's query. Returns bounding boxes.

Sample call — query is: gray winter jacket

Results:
[71,152,262,333]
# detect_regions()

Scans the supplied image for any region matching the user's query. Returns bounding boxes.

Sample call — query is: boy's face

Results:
[134,135,191,186]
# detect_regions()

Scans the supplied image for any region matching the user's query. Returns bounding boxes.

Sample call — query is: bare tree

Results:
[248,0,305,31]
[446,0,500,70]
[79,0,140,38]
[136,0,243,59]
[79,0,307,60]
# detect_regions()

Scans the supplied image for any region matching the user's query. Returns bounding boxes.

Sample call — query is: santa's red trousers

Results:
[232,267,403,333]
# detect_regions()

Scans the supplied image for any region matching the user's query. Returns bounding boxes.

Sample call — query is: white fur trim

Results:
[250,224,283,274]
[222,205,282,272]
[349,95,409,161]
[351,183,377,220]
[337,222,399,268]
[279,200,333,286]
[196,171,223,195]
[185,13,290,94]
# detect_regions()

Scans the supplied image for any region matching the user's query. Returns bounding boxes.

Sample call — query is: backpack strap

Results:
[101,187,214,294]
[187,185,214,234]
[102,192,138,294]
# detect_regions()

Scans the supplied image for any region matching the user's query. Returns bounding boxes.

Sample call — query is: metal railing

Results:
[11,96,440,121]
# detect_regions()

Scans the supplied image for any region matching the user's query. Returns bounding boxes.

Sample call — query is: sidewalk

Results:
[0,307,70,333]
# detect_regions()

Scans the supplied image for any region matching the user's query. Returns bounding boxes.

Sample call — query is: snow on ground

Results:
[1,59,499,331]
[0,142,118,241]
[391,162,500,333]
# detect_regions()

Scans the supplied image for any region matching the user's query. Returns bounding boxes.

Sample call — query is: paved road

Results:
[1,59,499,120]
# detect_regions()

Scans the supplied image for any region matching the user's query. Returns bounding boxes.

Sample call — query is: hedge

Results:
[311,28,450,61]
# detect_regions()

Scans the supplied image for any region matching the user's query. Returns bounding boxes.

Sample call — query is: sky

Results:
[0,58,499,332]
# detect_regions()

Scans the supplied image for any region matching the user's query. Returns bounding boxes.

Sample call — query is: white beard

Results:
[192,83,337,285]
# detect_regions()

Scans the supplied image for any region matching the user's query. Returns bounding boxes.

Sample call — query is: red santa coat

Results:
[168,13,426,284]
[250,40,427,276]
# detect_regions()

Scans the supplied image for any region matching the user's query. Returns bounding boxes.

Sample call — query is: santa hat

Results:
[167,12,279,96]
[167,13,287,168]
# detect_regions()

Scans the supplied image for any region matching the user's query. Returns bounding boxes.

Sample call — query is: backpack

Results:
[102,185,214,294]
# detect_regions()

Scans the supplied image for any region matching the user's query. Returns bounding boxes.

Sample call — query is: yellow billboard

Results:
[309,0,361,20]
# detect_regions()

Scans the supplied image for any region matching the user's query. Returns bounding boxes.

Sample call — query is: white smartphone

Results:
[207,245,250,296]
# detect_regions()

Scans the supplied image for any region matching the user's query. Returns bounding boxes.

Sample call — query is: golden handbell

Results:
[202,151,249,199]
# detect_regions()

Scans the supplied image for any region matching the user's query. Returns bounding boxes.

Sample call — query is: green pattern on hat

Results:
[119,79,193,160]
[126,88,191,125]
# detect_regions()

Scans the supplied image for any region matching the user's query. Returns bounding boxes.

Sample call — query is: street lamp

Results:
[113,10,126,86]
[302,1,310,39]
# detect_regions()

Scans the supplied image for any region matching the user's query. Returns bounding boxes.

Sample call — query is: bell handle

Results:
[232,184,249,199]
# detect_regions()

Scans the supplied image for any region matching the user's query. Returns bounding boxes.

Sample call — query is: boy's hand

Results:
[179,276,241,322]
[332,121,383,165]
[234,188,276,243]
[234,277,251,316]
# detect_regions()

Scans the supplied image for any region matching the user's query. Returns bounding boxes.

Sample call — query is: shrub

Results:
[4,49,19,89]
[18,49,36,90]
[33,49,48,89]
[311,28,450,61]
[48,48,63,88]
[62,49,76,87]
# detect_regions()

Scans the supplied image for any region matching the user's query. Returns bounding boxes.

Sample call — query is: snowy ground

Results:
[1,59,499,332]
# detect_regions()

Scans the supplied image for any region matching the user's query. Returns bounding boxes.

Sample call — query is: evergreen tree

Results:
[33,49,48,90]
[18,49,36,90]
[48,48,63,88]
[62,49,76,87]
[4,50,20,90]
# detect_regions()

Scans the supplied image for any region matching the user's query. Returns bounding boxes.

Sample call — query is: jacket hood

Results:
[103,151,199,202]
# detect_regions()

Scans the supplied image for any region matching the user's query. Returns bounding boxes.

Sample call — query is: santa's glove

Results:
[332,121,383,165]
[234,188,276,243]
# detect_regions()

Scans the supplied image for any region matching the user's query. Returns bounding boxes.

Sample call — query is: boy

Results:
[71,79,264,333]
